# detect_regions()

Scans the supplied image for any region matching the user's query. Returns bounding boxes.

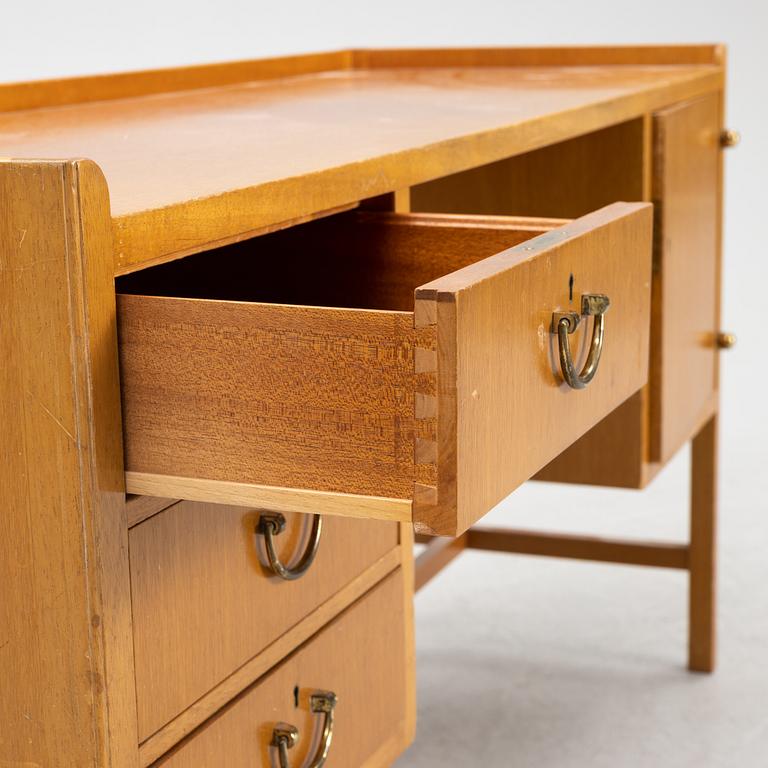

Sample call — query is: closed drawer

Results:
[129,501,399,740]
[118,202,652,535]
[152,569,412,768]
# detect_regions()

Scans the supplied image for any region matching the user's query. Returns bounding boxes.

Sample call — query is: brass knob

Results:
[716,332,737,349]
[720,129,740,148]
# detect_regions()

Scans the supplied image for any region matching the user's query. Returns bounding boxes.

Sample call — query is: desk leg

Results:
[689,413,718,672]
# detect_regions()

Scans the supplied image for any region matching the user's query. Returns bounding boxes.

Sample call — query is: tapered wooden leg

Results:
[689,413,718,672]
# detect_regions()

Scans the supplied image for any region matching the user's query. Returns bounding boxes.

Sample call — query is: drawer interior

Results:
[118,203,651,535]
[117,210,564,512]
[116,210,561,312]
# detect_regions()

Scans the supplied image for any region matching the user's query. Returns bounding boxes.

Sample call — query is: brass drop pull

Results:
[257,512,322,580]
[551,294,610,390]
[271,691,337,768]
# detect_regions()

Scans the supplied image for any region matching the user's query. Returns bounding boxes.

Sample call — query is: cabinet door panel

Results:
[650,93,721,462]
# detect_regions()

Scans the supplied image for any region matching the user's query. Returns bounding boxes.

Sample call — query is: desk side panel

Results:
[0,160,137,767]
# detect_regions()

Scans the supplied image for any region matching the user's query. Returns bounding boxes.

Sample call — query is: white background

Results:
[3,3,766,765]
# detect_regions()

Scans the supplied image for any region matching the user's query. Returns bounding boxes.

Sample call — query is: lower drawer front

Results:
[153,570,411,767]
[130,502,399,740]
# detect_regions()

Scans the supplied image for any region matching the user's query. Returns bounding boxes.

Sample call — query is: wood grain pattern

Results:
[411,118,657,491]
[0,159,138,766]
[138,548,402,766]
[116,210,557,312]
[118,298,419,499]
[353,45,725,69]
[0,50,352,112]
[130,502,398,740]
[414,534,469,591]
[535,391,649,488]
[0,58,722,273]
[120,207,652,531]
[650,94,721,463]
[532,96,723,487]
[152,570,410,768]
[413,118,648,219]
[117,212,555,510]
[126,494,178,527]
[0,46,723,115]
[0,47,729,768]
[398,522,417,746]
[689,414,718,672]
[125,474,413,522]
[466,527,688,569]
[414,203,653,535]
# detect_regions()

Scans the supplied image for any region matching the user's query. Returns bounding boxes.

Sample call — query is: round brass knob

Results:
[720,129,740,148]
[716,332,737,349]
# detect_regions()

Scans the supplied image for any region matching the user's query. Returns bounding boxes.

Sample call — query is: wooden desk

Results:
[0,45,734,767]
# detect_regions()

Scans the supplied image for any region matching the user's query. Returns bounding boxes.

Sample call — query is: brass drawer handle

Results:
[257,512,322,580]
[271,690,337,768]
[551,294,610,390]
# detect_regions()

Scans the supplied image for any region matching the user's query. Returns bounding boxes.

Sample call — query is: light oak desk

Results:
[0,46,734,766]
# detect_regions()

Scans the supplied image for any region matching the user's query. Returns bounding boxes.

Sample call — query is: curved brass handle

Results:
[257,512,322,581]
[271,691,337,768]
[551,294,610,390]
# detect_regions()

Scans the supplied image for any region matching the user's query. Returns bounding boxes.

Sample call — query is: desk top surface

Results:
[0,47,724,273]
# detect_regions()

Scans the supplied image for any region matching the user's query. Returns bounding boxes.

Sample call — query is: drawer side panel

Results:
[118,298,420,499]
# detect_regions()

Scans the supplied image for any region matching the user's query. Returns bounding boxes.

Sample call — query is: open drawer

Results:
[117,202,652,535]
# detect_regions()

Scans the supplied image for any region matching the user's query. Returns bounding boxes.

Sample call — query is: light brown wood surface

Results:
[138,547,402,766]
[130,502,398,740]
[532,95,723,487]
[0,55,722,273]
[153,570,411,768]
[412,117,659,491]
[414,203,653,534]
[0,46,723,114]
[413,118,648,219]
[0,46,730,768]
[410,117,660,491]
[125,474,414,522]
[118,208,651,534]
[466,528,688,569]
[353,45,725,69]
[0,160,138,766]
[414,534,469,591]
[398,522,417,747]
[117,298,420,500]
[689,414,718,672]
[650,94,721,463]
[126,494,178,527]
[116,212,553,506]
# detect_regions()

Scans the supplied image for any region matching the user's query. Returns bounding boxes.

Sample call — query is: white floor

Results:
[395,370,768,767]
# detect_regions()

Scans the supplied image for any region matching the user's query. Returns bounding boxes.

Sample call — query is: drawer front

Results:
[153,570,411,768]
[130,502,399,740]
[413,202,652,534]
